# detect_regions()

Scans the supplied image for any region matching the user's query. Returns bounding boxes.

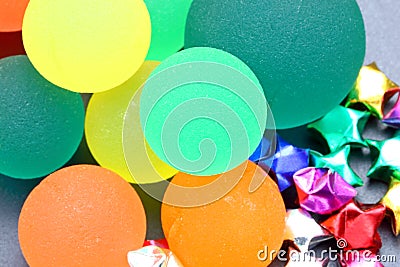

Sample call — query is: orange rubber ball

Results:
[0,0,30,32]
[161,160,286,266]
[18,165,146,267]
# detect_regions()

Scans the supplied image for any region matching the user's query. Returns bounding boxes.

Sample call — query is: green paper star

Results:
[367,133,400,182]
[308,106,370,152]
[310,145,364,187]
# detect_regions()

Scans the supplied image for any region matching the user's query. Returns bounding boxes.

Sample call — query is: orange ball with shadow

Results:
[161,161,286,266]
[18,165,146,267]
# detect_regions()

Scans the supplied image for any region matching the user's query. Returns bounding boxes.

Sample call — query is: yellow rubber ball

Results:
[86,61,178,184]
[22,0,151,93]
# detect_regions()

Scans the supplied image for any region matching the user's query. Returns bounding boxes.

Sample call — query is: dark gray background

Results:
[1,1,399,266]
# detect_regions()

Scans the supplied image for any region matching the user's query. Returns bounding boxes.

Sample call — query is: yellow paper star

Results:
[346,63,398,119]
[381,177,400,236]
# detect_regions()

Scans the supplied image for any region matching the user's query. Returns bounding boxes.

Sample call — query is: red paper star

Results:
[320,200,385,253]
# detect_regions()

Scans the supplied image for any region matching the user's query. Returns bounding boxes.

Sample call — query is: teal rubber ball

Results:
[185,0,366,129]
[0,56,84,179]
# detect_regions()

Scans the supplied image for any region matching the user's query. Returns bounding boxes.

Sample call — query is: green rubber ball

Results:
[140,47,267,176]
[145,0,193,61]
[0,56,84,179]
[185,0,366,129]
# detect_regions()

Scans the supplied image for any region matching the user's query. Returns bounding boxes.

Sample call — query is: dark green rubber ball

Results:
[185,0,366,129]
[0,56,84,179]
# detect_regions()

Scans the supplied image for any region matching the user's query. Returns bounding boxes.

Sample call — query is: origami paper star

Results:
[382,87,400,128]
[128,245,183,267]
[285,209,330,253]
[346,62,398,119]
[367,133,400,181]
[250,135,309,192]
[320,200,386,253]
[310,146,364,187]
[143,239,169,249]
[283,209,331,267]
[293,167,357,215]
[308,106,369,152]
[380,177,400,236]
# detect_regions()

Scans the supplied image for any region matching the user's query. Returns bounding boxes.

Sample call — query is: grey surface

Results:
[358,0,400,84]
[1,1,400,266]
[0,176,37,267]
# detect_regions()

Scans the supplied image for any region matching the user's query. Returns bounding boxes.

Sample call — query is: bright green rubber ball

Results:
[145,0,193,61]
[0,56,84,179]
[140,47,267,176]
